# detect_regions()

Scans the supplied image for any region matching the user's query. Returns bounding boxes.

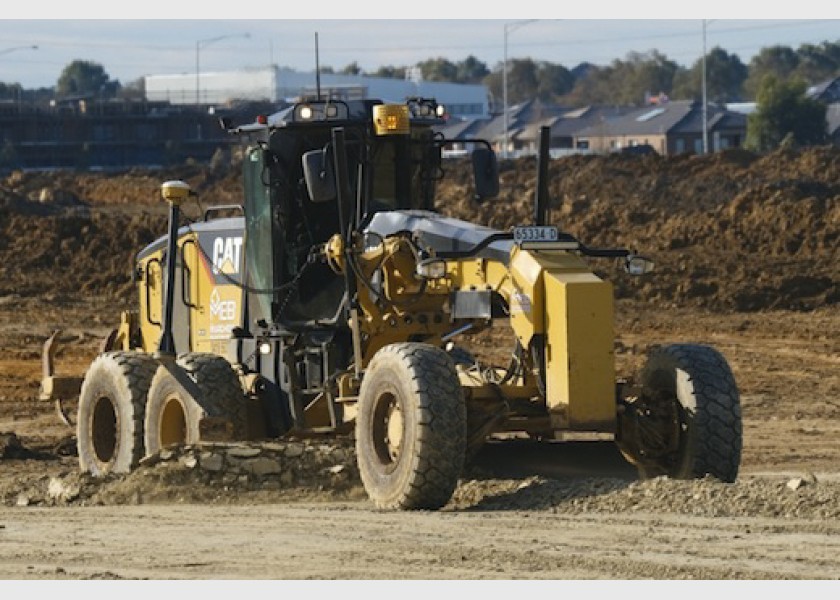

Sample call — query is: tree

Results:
[672,46,748,103]
[794,42,840,85]
[536,62,574,102]
[562,50,682,106]
[418,58,458,82]
[340,62,362,76]
[745,75,827,152]
[371,65,406,79]
[56,60,120,99]
[455,56,489,83]
[743,46,799,99]
[484,58,540,107]
[117,77,145,101]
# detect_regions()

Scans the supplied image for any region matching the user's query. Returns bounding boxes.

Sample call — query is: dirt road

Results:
[3,490,840,580]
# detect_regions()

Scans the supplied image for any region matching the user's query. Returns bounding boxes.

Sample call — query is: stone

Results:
[787,478,807,491]
[200,453,224,472]
[243,457,282,476]
[180,455,198,469]
[226,446,261,459]
[284,443,304,458]
[48,477,81,502]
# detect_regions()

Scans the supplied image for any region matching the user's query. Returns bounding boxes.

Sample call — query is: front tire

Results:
[144,353,247,454]
[77,352,157,476]
[618,343,742,482]
[356,343,467,510]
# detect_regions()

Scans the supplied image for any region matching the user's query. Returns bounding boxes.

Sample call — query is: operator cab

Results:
[228,97,499,332]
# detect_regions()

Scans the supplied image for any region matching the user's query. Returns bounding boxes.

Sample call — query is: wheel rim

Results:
[159,394,187,447]
[629,370,683,474]
[371,391,404,470]
[91,395,118,464]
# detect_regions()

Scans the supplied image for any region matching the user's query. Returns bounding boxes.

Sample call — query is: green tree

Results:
[117,77,145,100]
[455,56,489,83]
[743,45,799,99]
[562,50,682,106]
[672,46,748,102]
[340,62,362,76]
[745,75,827,152]
[794,42,840,84]
[418,58,458,82]
[536,62,574,102]
[484,58,540,107]
[56,60,120,98]
[371,65,406,79]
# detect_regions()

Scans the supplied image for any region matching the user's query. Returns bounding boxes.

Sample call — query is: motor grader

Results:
[41,97,742,510]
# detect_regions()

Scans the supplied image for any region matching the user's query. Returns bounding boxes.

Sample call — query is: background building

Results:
[145,66,491,119]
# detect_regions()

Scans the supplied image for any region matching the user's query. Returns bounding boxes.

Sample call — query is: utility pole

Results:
[702,20,708,155]
[503,20,538,159]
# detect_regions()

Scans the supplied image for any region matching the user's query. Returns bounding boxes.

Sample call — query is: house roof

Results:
[435,103,636,144]
[573,101,745,137]
[807,77,840,103]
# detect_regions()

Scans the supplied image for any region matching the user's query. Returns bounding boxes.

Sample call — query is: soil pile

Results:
[1,145,837,311]
[5,432,838,520]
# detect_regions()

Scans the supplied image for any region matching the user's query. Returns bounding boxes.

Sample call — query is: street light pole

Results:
[195,33,250,107]
[702,19,708,154]
[503,20,537,159]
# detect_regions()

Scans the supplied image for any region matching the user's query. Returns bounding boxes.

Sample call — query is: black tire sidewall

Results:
[77,353,151,476]
[144,363,202,454]
[356,356,420,505]
[641,344,741,481]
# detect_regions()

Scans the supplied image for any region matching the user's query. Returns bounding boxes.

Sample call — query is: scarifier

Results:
[41,97,742,509]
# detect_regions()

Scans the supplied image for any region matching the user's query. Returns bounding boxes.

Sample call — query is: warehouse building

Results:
[144,66,491,119]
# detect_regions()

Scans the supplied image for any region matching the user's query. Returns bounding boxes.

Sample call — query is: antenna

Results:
[315,32,321,100]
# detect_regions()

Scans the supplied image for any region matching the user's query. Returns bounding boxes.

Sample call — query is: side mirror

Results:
[302,149,336,203]
[472,146,499,202]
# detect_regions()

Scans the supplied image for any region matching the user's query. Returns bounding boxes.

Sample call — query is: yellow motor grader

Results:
[41,97,742,510]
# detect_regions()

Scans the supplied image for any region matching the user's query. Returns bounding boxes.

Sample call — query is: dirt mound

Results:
[6,432,839,520]
[2,437,364,507]
[1,145,837,312]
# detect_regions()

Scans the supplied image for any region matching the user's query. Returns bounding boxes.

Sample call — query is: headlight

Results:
[625,255,655,275]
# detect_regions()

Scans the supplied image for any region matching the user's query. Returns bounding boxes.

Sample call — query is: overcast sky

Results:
[2,4,839,89]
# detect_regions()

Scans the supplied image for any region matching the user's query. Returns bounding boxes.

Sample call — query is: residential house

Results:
[435,100,633,158]
[572,100,747,156]
[806,76,840,103]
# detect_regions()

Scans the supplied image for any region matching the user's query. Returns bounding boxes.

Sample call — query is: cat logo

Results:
[211,236,243,275]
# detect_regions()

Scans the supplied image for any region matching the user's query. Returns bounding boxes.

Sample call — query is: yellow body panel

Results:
[135,233,243,359]
[544,272,616,432]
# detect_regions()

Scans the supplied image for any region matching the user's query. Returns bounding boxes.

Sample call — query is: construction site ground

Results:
[0,145,838,581]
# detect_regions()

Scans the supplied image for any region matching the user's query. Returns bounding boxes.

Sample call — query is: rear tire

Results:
[144,353,246,454]
[618,344,742,482]
[77,352,157,476]
[356,343,466,510]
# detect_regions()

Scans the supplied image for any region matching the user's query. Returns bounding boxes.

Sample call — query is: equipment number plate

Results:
[513,226,559,243]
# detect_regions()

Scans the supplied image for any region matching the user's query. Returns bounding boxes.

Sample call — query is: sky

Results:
[1,3,839,89]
